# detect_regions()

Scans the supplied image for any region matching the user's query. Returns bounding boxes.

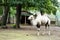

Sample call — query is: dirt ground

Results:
[0,25,60,40]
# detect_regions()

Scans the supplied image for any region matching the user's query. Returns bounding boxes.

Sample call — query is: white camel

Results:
[28,12,51,36]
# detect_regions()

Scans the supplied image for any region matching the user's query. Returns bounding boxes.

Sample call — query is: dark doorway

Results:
[20,16,31,25]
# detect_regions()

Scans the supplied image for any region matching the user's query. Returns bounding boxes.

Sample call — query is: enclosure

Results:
[0,25,60,40]
[0,0,60,40]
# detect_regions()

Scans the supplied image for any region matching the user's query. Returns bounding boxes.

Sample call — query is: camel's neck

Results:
[31,19,35,23]
[30,19,37,26]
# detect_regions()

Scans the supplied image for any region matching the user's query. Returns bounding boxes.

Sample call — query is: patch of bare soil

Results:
[0,25,60,40]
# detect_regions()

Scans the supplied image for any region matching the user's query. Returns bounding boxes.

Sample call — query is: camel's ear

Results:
[33,14,37,18]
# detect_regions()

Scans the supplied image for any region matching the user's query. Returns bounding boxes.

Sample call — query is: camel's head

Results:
[28,15,36,20]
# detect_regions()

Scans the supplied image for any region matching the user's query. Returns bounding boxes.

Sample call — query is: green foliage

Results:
[0,0,2,3]
[35,0,58,15]
[8,24,16,28]
[10,7,16,17]
[13,24,16,28]
[0,0,59,15]
[50,0,59,7]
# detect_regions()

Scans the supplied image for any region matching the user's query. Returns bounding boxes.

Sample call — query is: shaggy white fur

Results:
[28,13,51,36]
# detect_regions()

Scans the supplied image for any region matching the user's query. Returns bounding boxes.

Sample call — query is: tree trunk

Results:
[7,11,10,24]
[1,6,9,25]
[16,4,22,28]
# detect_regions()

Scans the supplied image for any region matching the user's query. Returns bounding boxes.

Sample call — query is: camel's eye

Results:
[31,17,33,19]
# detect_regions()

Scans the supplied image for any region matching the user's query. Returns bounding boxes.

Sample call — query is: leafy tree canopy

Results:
[0,0,59,15]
